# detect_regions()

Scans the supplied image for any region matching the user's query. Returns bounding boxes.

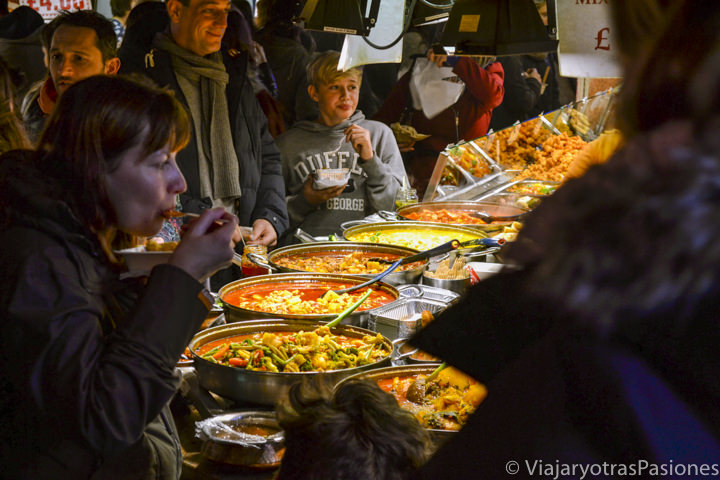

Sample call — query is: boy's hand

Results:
[303,177,346,205]
[345,124,373,161]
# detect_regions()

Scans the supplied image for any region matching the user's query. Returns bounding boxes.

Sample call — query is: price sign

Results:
[556,0,621,78]
[18,0,92,21]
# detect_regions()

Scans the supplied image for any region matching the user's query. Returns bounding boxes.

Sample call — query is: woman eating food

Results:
[0,75,239,478]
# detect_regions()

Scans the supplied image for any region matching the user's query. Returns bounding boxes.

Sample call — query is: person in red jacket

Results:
[374,50,504,196]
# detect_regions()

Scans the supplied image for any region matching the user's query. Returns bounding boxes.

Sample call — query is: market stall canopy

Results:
[300,0,380,36]
[440,0,558,56]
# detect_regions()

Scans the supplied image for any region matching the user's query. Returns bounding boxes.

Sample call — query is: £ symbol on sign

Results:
[594,27,610,51]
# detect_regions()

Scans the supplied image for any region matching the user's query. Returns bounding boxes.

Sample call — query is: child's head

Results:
[275,377,433,480]
[307,51,364,126]
[307,51,363,88]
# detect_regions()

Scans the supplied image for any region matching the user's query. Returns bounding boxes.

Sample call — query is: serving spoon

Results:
[321,289,372,329]
[406,362,448,404]
[318,239,460,299]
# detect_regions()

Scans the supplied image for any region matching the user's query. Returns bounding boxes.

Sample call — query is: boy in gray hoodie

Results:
[276,51,405,239]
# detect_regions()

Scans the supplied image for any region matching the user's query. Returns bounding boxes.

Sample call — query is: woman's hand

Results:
[169,207,238,282]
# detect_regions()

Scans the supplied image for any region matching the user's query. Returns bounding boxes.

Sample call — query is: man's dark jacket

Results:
[121,47,289,237]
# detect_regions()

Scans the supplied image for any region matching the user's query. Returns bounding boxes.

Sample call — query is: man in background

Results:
[121,0,288,285]
[110,0,134,46]
[21,11,120,142]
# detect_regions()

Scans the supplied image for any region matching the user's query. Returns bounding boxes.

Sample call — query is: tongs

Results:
[469,211,507,223]
[459,238,506,249]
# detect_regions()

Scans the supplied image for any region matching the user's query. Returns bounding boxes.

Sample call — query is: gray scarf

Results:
[153,33,241,202]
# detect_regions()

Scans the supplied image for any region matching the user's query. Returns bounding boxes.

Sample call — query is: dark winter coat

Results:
[120,46,289,238]
[0,150,209,479]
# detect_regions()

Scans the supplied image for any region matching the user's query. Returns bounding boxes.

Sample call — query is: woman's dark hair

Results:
[0,56,31,152]
[36,74,190,240]
[618,0,720,136]
[276,378,432,480]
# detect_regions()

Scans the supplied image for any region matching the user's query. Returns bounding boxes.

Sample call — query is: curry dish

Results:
[222,283,394,315]
[196,328,389,373]
[403,209,491,225]
[273,251,423,274]
[377,367,486,431]
[345,228,482,251]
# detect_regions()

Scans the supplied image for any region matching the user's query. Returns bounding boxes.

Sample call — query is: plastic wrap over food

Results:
[194,411,285,464]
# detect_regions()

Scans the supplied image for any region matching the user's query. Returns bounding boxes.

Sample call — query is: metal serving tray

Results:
[473,192,544,211]
[424,141,514,202]
[476,178,560,200]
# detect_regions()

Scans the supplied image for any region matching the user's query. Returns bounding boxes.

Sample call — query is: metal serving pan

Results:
[342,221,489,252]
[248,242,426,286]
[189,320,393,406]
[335,364,460,445]
[379,201,527,232]
[218,273,400,328]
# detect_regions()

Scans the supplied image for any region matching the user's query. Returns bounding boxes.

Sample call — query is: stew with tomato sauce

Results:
[222,282,395,315]
[273,251,424,275]
[377,367,487,431]
[404,209,491,225]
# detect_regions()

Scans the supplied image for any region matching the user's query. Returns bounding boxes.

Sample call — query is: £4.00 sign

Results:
[18,0,92,21]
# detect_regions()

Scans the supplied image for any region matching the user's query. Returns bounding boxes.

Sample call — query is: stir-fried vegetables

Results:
[197,328,389,373]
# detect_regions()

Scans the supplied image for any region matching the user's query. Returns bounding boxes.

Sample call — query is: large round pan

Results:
[335,364,457,445]
[342,221,489,253]
[249,242,426,286]
[218,273,399,327]
[188,320,394,406]
[379,201,527,232]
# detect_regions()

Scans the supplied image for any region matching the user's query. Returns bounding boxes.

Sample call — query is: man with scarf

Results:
[21,11,121,143]
[121,0,288,281]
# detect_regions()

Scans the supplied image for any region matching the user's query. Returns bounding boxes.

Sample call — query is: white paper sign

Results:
[18,0,92,21]
[338,0,404,70]
[556,0,621,78]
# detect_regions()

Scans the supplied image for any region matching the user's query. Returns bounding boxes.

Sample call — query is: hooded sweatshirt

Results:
[276,110,405,237]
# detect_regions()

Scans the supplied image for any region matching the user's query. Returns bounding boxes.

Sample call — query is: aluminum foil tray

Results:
[397,284,461,303]
[369,297,452,340]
